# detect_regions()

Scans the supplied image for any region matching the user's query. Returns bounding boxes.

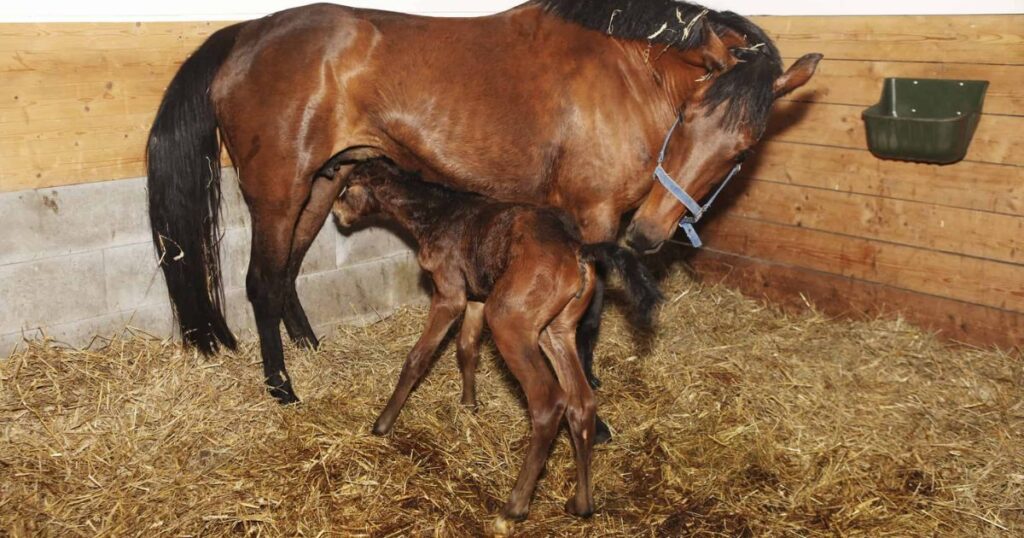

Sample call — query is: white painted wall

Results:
[2,0,1022,22]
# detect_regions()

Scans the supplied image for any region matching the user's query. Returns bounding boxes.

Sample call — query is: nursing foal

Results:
[331,160,661,525]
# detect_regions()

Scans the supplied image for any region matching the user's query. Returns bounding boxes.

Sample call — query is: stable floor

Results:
[1,269,1021,536]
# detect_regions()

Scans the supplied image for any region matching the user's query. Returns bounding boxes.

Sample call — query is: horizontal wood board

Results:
[690,14,1024,349]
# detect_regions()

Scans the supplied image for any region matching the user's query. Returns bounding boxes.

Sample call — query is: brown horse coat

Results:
[330,160,639,525]
[147,0,819,413]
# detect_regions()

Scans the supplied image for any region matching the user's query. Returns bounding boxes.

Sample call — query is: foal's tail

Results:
[146,23,246,354]
[581,244,664,329]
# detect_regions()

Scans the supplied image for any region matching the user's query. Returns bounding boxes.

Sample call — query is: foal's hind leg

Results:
[489,322,565,527]
[540,326,596,518]
[576,269,604,389]
[539,266,598,518]
[486,294,567,527]
[281,170,353,349]
[576,273,613,445]
[456,301,485,408]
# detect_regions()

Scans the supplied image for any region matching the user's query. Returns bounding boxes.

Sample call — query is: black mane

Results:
[536,0,783,133]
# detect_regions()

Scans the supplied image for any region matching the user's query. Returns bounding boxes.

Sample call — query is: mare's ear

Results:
[773,53,823,98]
[701,19,737,73]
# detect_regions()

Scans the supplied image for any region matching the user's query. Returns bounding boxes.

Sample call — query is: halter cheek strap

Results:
[653,115,743,248]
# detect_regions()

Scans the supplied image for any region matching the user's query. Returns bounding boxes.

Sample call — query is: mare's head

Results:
[621,10,821,253]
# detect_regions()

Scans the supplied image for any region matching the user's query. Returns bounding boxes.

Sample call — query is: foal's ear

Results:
[773,53,823,98]
[701,20,738,73]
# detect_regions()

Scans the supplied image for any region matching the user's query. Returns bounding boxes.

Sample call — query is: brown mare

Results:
[329,159,661,525]
[146,0,820,412]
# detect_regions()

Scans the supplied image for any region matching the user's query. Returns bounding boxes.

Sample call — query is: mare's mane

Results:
[535,0,783,132]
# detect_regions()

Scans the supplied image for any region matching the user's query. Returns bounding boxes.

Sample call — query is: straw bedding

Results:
[1,267,1021,536]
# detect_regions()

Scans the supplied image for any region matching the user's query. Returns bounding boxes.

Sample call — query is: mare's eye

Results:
[736,149,754,163]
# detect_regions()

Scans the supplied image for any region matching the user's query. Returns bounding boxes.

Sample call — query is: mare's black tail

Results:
[146,23,246,353]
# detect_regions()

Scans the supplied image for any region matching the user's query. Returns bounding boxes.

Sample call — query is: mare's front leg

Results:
[573,207,618,389]
[373,275,466,435]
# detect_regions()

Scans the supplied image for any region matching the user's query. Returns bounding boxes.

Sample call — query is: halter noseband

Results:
[653,115,742,248]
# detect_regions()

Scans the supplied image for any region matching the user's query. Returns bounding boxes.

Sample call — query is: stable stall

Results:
[1,1,1021,535]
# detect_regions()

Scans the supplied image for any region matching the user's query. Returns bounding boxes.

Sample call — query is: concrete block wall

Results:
[0,170,427,356]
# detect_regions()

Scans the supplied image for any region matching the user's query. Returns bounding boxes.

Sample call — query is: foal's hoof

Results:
[564,498,595,519]
[594,417,613,445]
[492,511,527,537]
[371,417,394,436]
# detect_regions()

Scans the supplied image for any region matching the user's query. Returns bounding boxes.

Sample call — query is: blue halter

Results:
[653,115,743,248]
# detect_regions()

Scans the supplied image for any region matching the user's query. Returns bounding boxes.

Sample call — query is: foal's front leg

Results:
[372,280,466,435]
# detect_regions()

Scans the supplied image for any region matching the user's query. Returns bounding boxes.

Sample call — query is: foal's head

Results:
[331,161,397,227]
[625,18,822,253]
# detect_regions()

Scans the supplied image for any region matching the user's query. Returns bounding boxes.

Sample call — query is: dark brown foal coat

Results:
[332,162,598,524]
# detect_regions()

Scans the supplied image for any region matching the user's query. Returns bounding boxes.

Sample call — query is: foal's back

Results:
[343,159,586,301]
[440,203,584,300]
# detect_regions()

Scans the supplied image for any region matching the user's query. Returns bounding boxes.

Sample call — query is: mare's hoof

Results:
[296,335,320,351]
[564,498,595,519]
[594,417,613,445]
[269,386,300,405]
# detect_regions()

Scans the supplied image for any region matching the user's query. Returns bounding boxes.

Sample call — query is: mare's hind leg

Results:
[229,133,335,404]
[281,170,353,349]
[246,199,306,404]
[456,301,485,408]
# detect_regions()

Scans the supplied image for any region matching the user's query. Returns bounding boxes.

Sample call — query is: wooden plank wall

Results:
[1,15,1022,349]
[0,22,229,191]
[692,15,1024,350]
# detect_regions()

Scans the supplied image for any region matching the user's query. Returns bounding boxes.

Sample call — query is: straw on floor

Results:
[1,268,1021,536]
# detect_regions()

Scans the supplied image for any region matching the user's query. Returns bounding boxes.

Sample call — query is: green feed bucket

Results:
[862,78,989,164]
